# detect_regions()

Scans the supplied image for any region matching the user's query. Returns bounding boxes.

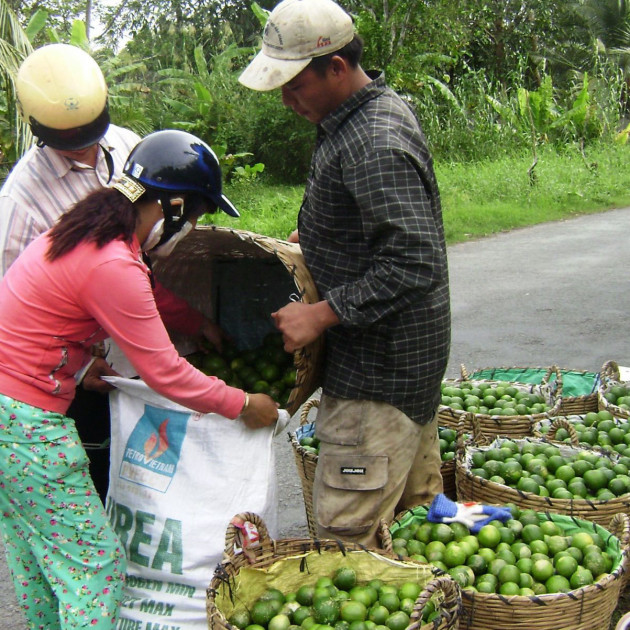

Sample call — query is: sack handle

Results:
[299,397,320,426]
[409,575,461,630]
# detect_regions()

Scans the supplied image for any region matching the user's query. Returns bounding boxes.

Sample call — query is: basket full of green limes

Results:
[153,226,324,416]
[438,366,563,439]
[288,398,320,537]
[455,420,630,527]
[206,512,461,630]
[534,411,630,457]
[378,504,629,630]
[460,364,598,416]
[598,360,630,422]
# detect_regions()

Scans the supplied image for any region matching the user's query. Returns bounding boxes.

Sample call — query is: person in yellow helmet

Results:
[0,43,140,276]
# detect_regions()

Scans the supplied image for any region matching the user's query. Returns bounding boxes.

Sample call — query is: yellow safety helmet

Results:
[16,43,109,150]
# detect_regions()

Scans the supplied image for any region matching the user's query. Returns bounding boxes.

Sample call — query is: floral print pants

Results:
[0,394,126,629]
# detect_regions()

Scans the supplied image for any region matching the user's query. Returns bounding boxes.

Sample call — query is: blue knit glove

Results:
[426,494,512,533]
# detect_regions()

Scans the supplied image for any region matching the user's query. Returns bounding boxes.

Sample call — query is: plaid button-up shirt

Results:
[298,73,451,424]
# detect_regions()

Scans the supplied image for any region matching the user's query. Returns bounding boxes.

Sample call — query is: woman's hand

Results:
[198,318,228,353]
[82,358,120,393]
[240,393,280,430]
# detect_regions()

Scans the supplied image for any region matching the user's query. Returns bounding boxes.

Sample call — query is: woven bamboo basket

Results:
[461,364,598,416]
[288,397,320,537]
[152,226,323,416]
[441,458,456,501]
[378,506,629,630]
[438,366,562,438]
[206,512,461,630]
[599,360,630,421]
[533,413,630,452]
[455,420,630,527]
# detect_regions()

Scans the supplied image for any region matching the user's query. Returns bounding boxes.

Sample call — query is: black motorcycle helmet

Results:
[118,129,239,247]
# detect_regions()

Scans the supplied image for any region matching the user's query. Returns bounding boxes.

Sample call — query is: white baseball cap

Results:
[238,0,355,91]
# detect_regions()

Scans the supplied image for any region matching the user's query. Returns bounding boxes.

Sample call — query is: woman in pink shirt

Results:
[0,130,279,629]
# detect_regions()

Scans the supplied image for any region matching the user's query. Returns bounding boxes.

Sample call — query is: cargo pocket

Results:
[315,453,388,537]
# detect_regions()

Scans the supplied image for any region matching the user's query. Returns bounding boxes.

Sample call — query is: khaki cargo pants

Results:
[312,394,443,548]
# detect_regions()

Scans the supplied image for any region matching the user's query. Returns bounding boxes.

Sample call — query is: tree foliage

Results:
[0,0,628,179]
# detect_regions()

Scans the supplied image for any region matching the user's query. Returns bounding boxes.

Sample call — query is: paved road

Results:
[3,207,630,628]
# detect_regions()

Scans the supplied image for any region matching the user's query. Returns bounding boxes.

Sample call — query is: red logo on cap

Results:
[317,36,332,48]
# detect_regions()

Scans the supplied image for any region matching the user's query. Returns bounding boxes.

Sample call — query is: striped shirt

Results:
[298,73,451,424]
[0,124,140,277]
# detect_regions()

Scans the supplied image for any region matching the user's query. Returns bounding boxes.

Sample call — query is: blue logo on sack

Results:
[120,404,190,492]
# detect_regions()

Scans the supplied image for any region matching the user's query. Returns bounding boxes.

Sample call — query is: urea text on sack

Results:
[106,497,183,574]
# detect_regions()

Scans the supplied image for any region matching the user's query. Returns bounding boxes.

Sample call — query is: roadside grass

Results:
[209,141,630,242]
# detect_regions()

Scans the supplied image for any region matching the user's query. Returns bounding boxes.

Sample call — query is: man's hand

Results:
[287,229,299,243]
[271,300,338,352]
[82,358,120,393]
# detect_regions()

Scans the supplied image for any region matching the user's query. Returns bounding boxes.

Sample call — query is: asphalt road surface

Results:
[2,207,630,629]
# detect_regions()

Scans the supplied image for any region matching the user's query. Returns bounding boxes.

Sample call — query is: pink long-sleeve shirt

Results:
[0,232,245,417]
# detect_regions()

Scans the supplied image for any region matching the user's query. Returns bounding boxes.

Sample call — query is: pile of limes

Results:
[186,332,296,406]
[537,411,630,457]
[227,567,441,630]
[601,384,630,411]
[439,428,457,462]
[467,438,630,500]
[390,508,615,595]
[298,431,320,455]
[441,381,550,416]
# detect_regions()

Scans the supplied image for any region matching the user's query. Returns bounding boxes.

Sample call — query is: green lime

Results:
[545,575,571,593]
[340,601,367,623]
[384,611,409,630]
[333,568,357,591]
[229,610,252,629]
[477,524,501,549]
[251,600,282,627]
[368,605,389,626]
[531,558,554,582]
[554,555,578,578]
[269,614,292,630]
[397,582,421,601]
[292,607,314,626]
[296,585,316,607]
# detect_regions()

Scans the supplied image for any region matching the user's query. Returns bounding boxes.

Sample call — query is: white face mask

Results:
[141,218,165,252]
[150,220,193,258]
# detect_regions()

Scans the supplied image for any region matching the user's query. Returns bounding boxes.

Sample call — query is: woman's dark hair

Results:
[46,187,155,261]
[308,34,364,77]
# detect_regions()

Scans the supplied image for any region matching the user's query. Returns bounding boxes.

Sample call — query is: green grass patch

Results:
[205,141,630,244]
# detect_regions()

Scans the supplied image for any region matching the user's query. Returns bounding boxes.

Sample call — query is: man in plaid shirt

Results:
[240,0,451,546]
